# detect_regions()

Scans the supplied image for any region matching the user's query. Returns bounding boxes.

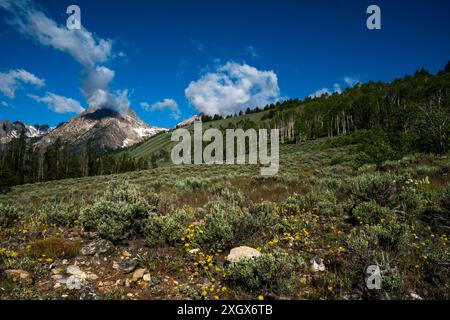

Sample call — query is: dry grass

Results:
[27,238,81,260]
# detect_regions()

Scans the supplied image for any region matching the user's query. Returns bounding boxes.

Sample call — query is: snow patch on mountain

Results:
[0,120,54,144]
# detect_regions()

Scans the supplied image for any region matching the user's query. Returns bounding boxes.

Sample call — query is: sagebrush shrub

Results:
[244,201,277,233]
[351,201,392,225]
[39,201,78,226]
[439,186,450,213]
[174,177,208,191]
[349,173,397,206]
[372,221,408,252]
[281,191,336,216]
[226,253,301,294]
[145,209,194,247]
[209,187,245,207]
[80,180,149,241]
[395,187,423,215]
[202,202,240,250]
[0,203,19,228]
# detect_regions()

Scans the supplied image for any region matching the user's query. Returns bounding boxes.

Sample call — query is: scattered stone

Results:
[310,257,326,273]
[5,269,33,285]
[67,265,83,276]
[410,292,423,300]
[79,286,97,300]
[66,275,82,290]
[80,239,113,256]
[122,251,132,257]
[143,274,151,282]
[132,268,146,279]
[226,246,261,263]
[115,258,137,273]
[92,253,101,265]
[286,236,295,248]
[86,272,98,281]
[52,274,64,281]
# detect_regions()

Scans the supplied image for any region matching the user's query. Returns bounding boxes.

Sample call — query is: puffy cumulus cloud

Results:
[82,66,115,97]
[81,66,129,112]
[0,0,111,67]
[185,62,280,116]
[29,92,84,114]
[141,99,181,119]
[309,81,347,99]
[0,69,45,98]
[88,89,130,112]
[309,88,332,98]
[344,76,360,87]
[333,83,342,94]
[0,0,130,113]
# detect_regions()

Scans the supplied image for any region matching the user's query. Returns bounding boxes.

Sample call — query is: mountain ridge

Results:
[34,107,167,153]
[0,119,54,144]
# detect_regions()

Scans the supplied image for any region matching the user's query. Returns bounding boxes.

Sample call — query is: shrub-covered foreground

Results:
[0,140,449,300]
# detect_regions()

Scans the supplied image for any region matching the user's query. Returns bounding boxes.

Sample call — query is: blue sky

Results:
[0,0,449,128]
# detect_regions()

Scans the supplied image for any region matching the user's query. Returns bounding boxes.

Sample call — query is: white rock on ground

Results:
[80,239,113,256]
[5,269,33,285]
[310,257,326,272]
[226,246,261,263]
[132,268,146,279]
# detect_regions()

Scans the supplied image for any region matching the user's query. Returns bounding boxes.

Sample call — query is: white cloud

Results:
[185,62,280,116]
[29,92,84,114]
[309,77,356,98]
[141,99,181,119]
[0,0,130,113]
[343,76,360,87]
[333,83,342,94]
[88,89,130,112]
[1,100,16,108]
[82,66,115,97]
[81,66,129,112]
[0,69,45,98]
[0,0,111,67]
[309,88,332,98]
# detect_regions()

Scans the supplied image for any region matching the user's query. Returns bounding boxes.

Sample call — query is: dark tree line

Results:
[0,136,154,193]
[262,63,450,155]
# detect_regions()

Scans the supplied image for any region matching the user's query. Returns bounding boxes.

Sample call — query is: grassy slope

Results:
[1,134,449,300]
[0,138,351,208]
[120,111,270,160]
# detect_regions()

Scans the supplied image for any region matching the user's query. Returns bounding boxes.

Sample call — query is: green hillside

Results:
[1,135,449,300]
[120,110,271,162]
